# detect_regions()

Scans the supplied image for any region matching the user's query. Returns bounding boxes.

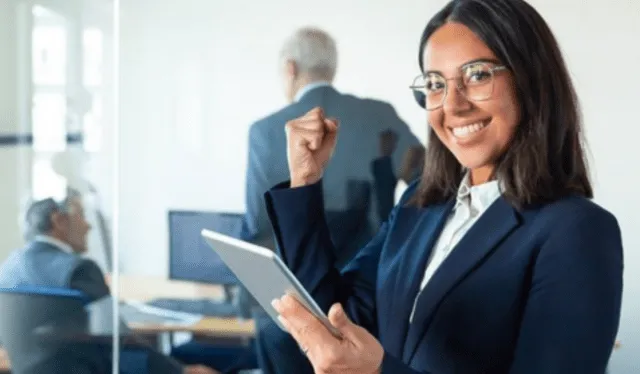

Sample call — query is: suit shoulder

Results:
[397,179,421,205]
[250,105,301,134]
[339,93,395,112]
[537,195,619,232]
[29,242,82,266]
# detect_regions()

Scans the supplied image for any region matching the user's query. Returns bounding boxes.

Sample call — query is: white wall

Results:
[117,0,639,371]
[0,0,28,261]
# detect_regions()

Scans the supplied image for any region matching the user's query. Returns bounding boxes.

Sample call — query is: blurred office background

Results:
[1,0,639,373]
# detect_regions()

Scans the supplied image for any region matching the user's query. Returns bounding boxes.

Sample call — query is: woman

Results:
[268,0,623,373]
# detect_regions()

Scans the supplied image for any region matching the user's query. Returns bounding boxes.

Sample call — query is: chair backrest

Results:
[0,286,103,374]
[0,286,91,303]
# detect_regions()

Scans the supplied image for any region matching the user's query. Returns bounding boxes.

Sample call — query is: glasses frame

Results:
[410,63,508,111]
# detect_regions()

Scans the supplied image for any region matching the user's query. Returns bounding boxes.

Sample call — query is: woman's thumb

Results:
[329,303,350,329]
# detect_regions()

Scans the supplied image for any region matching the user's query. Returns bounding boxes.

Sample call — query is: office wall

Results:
[117,0,639,371]
[0,0,26,261]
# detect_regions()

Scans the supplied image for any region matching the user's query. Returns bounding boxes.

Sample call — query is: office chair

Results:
[0,286,104,374]
[0,286,148,374]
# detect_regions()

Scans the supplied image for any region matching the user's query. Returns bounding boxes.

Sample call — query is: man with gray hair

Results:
[0,188,109,300]
[244,26,420,250]
[278,27,338,103]
[243,27,420,374]
[0,190,220,374]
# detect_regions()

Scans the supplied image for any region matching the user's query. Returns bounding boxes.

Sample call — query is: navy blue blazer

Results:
[265,180,623,374]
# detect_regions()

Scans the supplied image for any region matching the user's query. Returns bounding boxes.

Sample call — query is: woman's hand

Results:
[272,294,384,374]
[285,107,339,187]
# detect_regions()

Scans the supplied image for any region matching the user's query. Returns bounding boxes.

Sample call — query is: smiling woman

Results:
[265,0,623,373]
[415,0,591,206]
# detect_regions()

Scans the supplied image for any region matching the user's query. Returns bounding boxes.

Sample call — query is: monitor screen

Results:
[168,210,243,285]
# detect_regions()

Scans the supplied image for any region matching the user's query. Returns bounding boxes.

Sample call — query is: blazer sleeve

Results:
[68,259,111,302]
[265,180,412,336]
[508,207,623,374]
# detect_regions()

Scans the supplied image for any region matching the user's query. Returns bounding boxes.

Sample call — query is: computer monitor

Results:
[168,210,244,286]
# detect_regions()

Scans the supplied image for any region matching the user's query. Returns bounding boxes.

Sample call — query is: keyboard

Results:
[119,301,202,326]
[145,298,239,318]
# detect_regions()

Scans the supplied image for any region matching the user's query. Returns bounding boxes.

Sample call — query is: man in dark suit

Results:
[0,189,217,374]
[243,27,420,251]
[0,189,109,300]
[242,27,421,374]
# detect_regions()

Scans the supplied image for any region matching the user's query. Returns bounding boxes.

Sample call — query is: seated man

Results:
[0,188,217,374]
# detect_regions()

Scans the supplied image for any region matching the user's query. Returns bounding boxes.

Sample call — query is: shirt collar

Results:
[34,235,75,254]
[294,81,332,102]
[455,172,502,212]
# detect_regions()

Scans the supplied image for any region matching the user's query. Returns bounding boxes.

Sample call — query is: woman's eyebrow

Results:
[424,57,502,75]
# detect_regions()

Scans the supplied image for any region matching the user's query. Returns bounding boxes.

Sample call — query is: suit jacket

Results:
[0,241,110,301]
[243,85,420,251]
[264,180,624,374]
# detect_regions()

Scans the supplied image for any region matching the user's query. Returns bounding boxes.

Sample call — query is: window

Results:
[32,24,67,86]
[32,92,67,152]
[83,28,103,86]
[30,5,68,200]
[29,7,107,199]
[82,27,105,153]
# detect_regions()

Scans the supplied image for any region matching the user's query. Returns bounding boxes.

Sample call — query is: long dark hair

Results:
[414,0,592,209]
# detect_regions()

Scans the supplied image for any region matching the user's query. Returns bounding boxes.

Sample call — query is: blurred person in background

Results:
[0,189,219,374]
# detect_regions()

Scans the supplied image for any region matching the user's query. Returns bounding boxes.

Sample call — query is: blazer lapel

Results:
[402,197,520,362]
[381,200,454,358]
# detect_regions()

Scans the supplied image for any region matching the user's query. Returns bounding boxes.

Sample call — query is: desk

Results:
[131,317,255,338]
[115,275,226,303]
[115,275,255,338]
[115,275,255,354]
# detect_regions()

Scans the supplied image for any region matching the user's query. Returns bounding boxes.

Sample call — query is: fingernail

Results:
[271,299,280,310]
[277,315,289,331]
[331,303,345,319]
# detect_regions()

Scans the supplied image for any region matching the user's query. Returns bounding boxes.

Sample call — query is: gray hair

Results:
[280,27,337,81]
[23,188,81,240]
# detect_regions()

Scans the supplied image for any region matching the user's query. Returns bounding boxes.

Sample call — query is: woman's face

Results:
[422,22,520,184]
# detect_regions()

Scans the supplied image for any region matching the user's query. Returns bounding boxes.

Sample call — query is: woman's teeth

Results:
[451,121,487,138]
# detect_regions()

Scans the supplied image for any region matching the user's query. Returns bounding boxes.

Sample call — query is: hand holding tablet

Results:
[201,229,342,339]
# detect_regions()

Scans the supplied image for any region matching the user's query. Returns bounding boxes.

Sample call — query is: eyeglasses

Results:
[410,62,508,111]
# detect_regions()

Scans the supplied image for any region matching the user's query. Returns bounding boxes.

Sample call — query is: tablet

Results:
[200,229,342,338]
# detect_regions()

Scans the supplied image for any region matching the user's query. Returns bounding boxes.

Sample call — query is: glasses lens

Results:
[423,73,446,110]
[462,63,494,101]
